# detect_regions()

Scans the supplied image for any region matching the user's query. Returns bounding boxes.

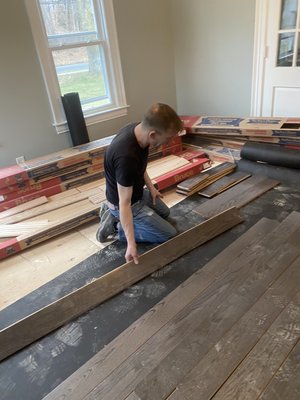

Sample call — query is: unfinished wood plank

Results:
[48,188,80,201]
[147,156,189,179]
[0,196,48,220]
[195,174,279,218]
[198,171,251,198]
[129,228,300,400]
[45,218,275,400]
[0,188,105,225]
[0,207,243,362]
[76,178,105,192]
[169,256,300,400]
[212,291,300,400]
[258,338,300,400]
[0,220,49,237]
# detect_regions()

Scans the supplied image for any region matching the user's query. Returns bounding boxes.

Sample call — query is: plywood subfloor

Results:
[0,187,184,311]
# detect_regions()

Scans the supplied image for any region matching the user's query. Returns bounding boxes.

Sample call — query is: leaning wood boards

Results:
[0,207,243,362]
[176,162,235,196]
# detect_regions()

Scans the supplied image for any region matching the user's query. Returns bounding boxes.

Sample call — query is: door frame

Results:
[251,0,269,116]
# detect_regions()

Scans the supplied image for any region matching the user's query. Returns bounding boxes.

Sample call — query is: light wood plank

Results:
[44,218,275,400]
[0,196,48,220]
[147,156,189,179]
[0,220,49,237]
[0,188,104,225]
[48,188,80,201]
[0,207,243,362]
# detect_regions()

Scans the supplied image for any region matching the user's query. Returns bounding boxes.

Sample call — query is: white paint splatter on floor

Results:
[55,322,83,347]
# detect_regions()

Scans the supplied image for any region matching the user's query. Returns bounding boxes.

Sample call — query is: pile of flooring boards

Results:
[0,136,213,259]
[180,115,300,163]
[176,161,251,198]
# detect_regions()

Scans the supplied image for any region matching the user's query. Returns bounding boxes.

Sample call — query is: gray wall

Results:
[171,0,256,116]
[0,0,256,168]
[0,0,177,167]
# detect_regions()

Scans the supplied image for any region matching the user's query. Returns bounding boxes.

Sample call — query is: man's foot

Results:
[96,204,118,243]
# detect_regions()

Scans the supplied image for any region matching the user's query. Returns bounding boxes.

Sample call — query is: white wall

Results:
[0,0,177,167]
[0,0,256,168]
[171,0,256,116]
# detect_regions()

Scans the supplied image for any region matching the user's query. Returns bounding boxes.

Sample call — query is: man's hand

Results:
[125,242,139,264]
[150,187,164,205]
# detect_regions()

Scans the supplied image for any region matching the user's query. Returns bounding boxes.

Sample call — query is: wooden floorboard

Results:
[0,207,243,362]
[168,256,300,400]
[212,291,300,400]
[82,214,300,400]
[125,221,300,400]
[195,175,279,218]
[258,338,300,400]
[44,218,274,400]
[198,171,251,198]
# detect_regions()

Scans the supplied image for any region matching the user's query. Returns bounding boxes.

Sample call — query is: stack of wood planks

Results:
[176,161,236,196]
[181,115,300,154]
[0,148,211,259]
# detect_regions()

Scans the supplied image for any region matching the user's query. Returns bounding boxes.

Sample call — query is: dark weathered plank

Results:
[129,228,300,400]
[84,214,300,400]
[44,218,275,400]
[195,175,279,218]
[212,292,300,400]
[0,207,243,362]
[259,338,300,400]
[198,171,251,198]
[169,256,300,400]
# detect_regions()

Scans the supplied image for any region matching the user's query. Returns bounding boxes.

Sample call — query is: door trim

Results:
[251,0,269,116]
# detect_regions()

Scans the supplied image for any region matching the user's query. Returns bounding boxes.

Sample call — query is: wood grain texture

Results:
[0,188,104,225]
[130,224,300,400]
[0,196,48,219]
[212,291,300,400]
[84,214,300,400]
[198,171,251,198]
[0,207,243,362]
[195,174,279,218]
[258,338,300,400]
[0,220,49,237]
[44,218,274,400]
[169,256,300,400]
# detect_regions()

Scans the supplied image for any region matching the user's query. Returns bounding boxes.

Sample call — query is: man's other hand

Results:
[125,243,139,264]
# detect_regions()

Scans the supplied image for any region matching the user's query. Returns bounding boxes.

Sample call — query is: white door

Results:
[253,0,300,117]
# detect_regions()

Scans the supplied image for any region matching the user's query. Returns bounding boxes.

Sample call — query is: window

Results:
[25,0,128,134]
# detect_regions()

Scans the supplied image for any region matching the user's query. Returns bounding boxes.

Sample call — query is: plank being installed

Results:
[44,217,275,400]
[0,207,243,362]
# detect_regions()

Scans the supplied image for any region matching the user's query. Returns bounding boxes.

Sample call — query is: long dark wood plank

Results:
[127,222,300,400]
[195,175,279,218]
[168,256,300,400]
[212,291,300,400]
[198,171,251,198]
[84,214,300,400]
[258,338,300,400]
[0,207,243,362]
[45,218,276,400]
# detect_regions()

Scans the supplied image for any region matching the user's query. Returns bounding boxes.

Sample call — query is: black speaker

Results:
[61,92,90,146]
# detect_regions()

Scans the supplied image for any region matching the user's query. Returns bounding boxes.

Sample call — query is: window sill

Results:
[54,104,130,135]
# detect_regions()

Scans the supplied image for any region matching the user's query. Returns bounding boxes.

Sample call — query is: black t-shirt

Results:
[104,122,149,206]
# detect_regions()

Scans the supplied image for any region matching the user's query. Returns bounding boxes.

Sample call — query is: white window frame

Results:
[25,0,128,134]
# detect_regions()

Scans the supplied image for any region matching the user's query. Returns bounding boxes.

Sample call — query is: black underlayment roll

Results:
[241,142,300,170]
[62,92,90,146]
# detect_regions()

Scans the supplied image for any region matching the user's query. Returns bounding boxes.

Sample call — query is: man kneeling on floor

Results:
[96,103,183,264]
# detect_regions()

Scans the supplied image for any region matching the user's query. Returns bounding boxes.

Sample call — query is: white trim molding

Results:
[251,0,269,116]
[25,0,128,134]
